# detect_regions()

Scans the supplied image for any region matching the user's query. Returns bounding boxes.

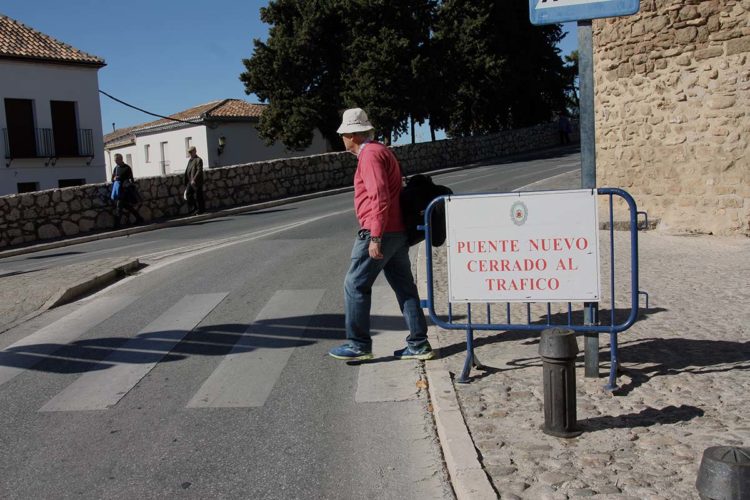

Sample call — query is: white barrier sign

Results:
[446,189,600,303]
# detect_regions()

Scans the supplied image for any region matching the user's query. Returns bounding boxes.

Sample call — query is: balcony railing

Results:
[77,128,94,157]
[3,128,94,165]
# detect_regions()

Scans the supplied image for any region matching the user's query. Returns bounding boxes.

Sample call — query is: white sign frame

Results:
[446,189,601,303]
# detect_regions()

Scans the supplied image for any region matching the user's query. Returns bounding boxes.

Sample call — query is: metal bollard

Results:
[539,328,582,438]
[696,446,750,499]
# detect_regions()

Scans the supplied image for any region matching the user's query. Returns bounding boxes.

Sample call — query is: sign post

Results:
[578,19,600,377]
[529,0,640,377]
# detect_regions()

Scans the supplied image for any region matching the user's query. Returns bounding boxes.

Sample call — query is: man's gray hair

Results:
[353,130,375,141]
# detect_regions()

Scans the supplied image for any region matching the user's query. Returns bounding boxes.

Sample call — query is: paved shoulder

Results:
[0,257,140,333]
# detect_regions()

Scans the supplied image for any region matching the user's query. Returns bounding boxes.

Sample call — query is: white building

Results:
[0,14,107,196]
[104,99,329,179]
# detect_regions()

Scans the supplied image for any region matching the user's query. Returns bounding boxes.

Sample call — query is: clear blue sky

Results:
[3,1,577,143]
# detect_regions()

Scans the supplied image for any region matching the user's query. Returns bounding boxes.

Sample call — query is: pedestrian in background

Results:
[111,153,143,228]
[184,146,205,214]
[558,111,572,145]
[328,108,433,361]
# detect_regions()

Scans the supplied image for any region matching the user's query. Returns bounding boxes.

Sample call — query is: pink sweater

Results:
[353,142,406,237]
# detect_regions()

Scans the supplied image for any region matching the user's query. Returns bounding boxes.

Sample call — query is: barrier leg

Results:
[605,331,619,391]
[473,351,487,371]
[584,302,599,378]
[457,326,475,384]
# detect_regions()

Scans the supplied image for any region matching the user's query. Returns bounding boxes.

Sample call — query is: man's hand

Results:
[369,241,383,260]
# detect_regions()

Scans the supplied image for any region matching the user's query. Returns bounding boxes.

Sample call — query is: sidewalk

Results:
[0,257,140,333]
[421,175,750,499]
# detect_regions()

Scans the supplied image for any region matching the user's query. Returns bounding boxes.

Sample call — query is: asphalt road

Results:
[0,148,580,499]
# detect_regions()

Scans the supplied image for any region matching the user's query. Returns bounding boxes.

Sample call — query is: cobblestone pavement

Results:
[428,227,750,499]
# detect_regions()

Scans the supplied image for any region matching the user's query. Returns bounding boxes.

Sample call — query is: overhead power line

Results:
[99,90,203,126]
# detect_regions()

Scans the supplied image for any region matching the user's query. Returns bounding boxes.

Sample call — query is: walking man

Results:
[111,153,143,228]
[328,108,433,361]
[184,146,205,214]
[558,111,572,145]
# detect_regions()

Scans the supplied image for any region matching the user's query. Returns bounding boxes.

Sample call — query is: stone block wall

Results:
[594,0,749,235]
[0,121,571,248]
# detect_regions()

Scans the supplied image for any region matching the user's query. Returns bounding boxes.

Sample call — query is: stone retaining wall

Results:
[0,121,571,248]
[594,0,749,235]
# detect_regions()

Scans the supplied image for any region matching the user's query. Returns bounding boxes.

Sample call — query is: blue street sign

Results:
[529,0,640,25]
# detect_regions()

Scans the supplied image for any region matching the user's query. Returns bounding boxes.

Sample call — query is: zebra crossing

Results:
[40,293,228,412]
[0,286,422,413]
[187,289,325,408]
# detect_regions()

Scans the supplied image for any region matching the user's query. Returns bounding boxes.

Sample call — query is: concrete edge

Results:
[426,368,497,500]
[415,241,497,500]
[44,258,141,309]
[0,258,141,335]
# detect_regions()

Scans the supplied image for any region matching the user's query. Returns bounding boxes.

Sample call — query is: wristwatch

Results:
[370,236,382,243]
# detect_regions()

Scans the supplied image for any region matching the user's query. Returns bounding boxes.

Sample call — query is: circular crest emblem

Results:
[510,201,528,226]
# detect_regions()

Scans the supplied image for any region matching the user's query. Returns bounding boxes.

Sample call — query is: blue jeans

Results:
[344,230,428,351]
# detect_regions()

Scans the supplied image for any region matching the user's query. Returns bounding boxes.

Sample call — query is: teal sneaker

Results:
[329,343,374,361]
[394,343,434,360]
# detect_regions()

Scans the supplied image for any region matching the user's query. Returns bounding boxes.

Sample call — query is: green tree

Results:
[240,1,348,150]
[341,0,436,144]
[563,50,580,116]
[241,0,567,147]
[433,0,567,136]
[241,0,436,149]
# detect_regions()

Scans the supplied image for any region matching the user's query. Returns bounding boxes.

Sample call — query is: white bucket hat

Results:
[337,108,374,134]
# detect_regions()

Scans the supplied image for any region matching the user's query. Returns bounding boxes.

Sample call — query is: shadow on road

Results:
[0,313,410,375]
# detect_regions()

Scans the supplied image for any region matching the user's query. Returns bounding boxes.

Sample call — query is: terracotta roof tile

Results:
[133,99,266,132]
[210,99,265,118]
[0,14,105,66]
[133,100,225,131]
[103,125,138,147]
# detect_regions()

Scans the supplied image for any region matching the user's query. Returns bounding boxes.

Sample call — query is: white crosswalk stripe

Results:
[187,289,325,408]
[0,295,139,388]
[5,286,419,412]
[355,285,420,403]
[39,293,226,412]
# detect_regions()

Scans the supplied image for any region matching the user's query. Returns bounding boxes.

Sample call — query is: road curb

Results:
[415,242,497,500]
[44,258,141,309]
[426,368,497,500]
[0,258,141,335]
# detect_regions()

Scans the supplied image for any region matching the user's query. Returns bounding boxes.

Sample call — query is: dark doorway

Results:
[58,178,85,188]
[4,98,36,157]
[17,182,39,193]
[51,100,79,157]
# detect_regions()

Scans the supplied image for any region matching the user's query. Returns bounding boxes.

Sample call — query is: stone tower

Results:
[593,0,749,235]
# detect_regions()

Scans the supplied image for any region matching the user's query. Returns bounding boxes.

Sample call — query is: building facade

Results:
[0,15,107,196]
[104,99,329,179]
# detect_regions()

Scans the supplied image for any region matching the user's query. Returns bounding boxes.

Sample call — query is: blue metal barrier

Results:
[420,188,644,390]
